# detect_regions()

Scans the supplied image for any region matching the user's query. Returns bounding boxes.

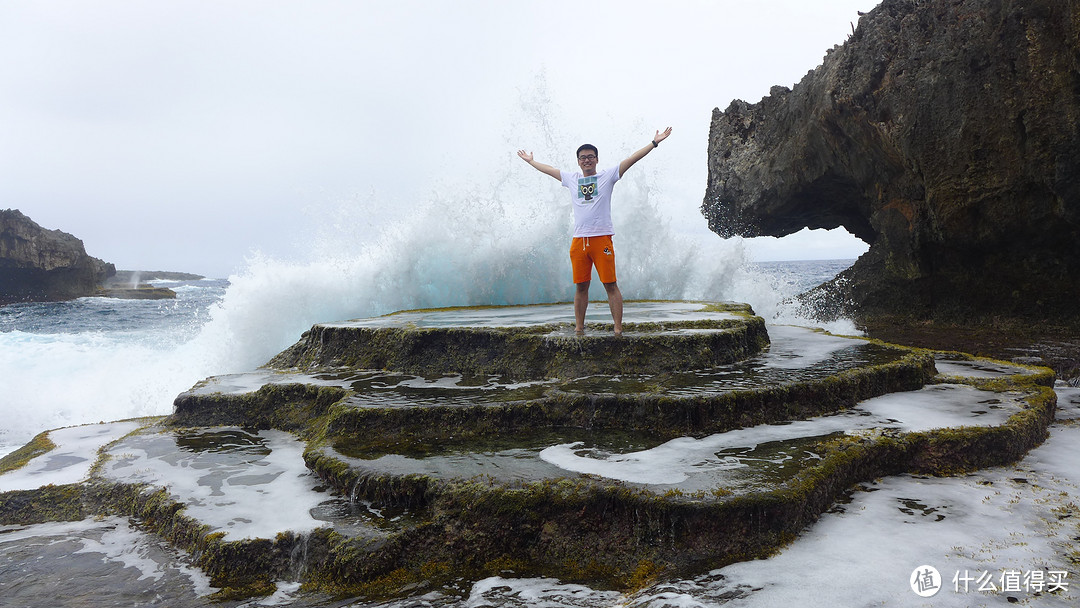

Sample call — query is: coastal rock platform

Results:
[0,301,1059,601]
[267,301,770,380]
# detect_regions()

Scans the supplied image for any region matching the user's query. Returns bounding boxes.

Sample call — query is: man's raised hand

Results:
[517,150,561,180]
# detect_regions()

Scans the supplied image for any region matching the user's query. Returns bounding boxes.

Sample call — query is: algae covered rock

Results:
[268,301,770,380]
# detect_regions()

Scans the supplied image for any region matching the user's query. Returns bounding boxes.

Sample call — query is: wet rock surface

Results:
[863,321,1080,385]
[0,302,1060,601]
[269,302,769,381]
[702,0,1080,324]
[96,285,178,300]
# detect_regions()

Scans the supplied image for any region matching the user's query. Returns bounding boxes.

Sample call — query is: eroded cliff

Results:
[702,0,1080,324]
[0,209,115,304]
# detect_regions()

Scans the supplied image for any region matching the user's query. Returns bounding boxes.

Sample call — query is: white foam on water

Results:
[252,582,305,606]
[936,359,1039,378]
[759,324,865,368]
[72,517,173,583]
[859,383,1025,432]
[466,576,623,608]
[0,518,107,545]
[1055,384,1080,421]
[0,328,210,456]
[646,428,1080,607]
[540,383,1023,485]
[0,421,143,492]
[102,428,327,541]
[0,516,215,599]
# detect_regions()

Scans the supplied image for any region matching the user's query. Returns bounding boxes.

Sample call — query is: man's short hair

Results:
[576,144,598,158]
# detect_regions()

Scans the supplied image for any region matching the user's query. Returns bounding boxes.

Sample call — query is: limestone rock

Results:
[0,209,115,304]
[702,0,1080,324]
[107,270,205,285]
[96,286,178,300]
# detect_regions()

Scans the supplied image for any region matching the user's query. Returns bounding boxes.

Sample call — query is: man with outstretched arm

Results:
[517,127,672,335]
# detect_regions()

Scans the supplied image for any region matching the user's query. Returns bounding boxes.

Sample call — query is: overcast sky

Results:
[1,1,879,278]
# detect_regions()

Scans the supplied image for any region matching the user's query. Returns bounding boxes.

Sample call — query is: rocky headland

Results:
[0,209,115,304]
[0,209,202,303]
[702,0,1080,330]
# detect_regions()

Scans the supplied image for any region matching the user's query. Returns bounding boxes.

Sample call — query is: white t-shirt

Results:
[560,165,621,238]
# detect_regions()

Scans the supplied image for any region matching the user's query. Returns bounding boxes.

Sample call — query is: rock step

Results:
[267,302,770,380]
[187,325,910,405]
[315,382,1035,497]
[1,364,1057,598]
[172,325,937,450]
[296,378,1054,592]
[172,349,936,450]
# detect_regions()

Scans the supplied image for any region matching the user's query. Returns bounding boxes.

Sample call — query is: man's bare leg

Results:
[574,280,591,334]
[603,281,623,335]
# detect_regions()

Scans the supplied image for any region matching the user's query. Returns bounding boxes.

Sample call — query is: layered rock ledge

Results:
[268,302,769,380]
[702,0,1080,324]
[0,302,1059,601]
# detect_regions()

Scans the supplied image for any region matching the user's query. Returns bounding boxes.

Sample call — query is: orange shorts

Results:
[569,235,617,284]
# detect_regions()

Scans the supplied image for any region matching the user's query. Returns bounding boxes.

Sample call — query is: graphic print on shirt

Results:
[577,176,598,202]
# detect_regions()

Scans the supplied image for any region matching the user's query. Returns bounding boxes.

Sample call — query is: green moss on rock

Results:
[285,354,1055,594]
[0,484,85,524]
[0,430,56,475]
[320,350,936,452]
[268,314,770,381]
[169,383,348,434]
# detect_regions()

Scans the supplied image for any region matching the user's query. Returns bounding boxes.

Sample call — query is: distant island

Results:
[99,271,207,300]
[107,270,206,284]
